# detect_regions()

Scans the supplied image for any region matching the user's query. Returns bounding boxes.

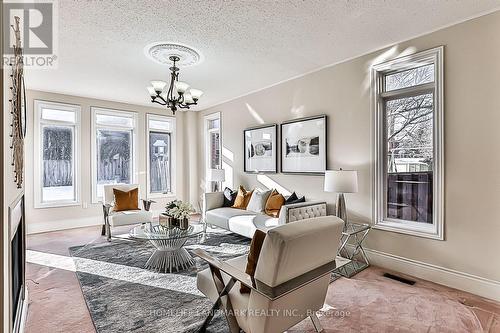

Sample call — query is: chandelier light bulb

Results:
[151,80,167,93]
[189,88,204,100]
[175,81,190,94]
[146,86,156,97]
[183,91,195,104]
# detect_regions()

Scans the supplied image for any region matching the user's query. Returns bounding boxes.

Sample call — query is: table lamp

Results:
[207,168,225,192]
[324,169,358,229]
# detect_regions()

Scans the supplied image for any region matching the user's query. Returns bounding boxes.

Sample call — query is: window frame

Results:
[34,100,81,208]
[372,46,444,240]
[91,107,138,203]
[203,112,222,186]
[146,113,176,198]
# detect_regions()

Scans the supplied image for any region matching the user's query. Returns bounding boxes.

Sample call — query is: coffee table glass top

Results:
[129,223,204,241]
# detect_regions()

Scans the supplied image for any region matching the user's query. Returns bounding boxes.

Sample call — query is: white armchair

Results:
[195,215,346,333]
[101,184,153,241]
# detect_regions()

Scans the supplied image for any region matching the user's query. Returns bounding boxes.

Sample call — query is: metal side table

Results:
[331,223,371,281]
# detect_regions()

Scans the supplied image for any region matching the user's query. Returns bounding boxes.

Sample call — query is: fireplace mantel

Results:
[8,194,27,333]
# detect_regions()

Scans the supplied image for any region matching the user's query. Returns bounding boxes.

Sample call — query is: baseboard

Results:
[26,209,164,234]
[27,216,102,234]
[355,245,500,302]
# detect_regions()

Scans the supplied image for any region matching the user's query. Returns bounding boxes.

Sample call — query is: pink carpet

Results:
[290,273,483,333]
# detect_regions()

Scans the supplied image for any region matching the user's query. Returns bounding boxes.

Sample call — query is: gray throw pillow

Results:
[246,189,272,213]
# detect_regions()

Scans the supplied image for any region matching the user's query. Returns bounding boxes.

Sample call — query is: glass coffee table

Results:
[129,223,204,273]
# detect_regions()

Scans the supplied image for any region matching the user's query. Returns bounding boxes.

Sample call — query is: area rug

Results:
[70,228,485,333]
[69,228,249,333]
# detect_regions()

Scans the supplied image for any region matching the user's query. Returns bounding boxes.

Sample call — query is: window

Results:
[147,114,176,197]
[204,113,222,190]
[208,118,221,169]
[34,100,81,208]
[372,47,444,239]
[91,107,137,202]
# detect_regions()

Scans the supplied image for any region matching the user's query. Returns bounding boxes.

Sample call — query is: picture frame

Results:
[244,124,278,173]
[280,115,327,175]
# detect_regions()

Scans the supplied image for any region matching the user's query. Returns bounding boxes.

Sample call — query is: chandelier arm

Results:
[156,94,168,104]
[152,98,168,106]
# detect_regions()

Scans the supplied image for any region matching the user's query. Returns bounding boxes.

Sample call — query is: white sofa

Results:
[101,184,153,240]
[203,191,327,238]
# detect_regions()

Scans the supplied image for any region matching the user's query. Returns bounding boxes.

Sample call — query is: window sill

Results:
[35,201,81,209]
[373,220,444,240]
[148,193,177,200]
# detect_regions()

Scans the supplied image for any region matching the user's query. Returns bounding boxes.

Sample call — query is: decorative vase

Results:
[168,216,177,229]
[159,213,169,228]
[179,217,189,230]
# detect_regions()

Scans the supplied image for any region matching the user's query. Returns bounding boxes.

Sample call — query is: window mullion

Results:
[380,82,434,100]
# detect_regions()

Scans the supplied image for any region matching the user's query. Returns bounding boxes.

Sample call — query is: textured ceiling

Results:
[25,0,500,110]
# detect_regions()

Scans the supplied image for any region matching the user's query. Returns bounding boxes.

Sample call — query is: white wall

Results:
[198,11,500,295]
[24,90,192,234]
[3,60,26,332]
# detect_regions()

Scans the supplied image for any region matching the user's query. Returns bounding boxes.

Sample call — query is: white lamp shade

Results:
[146,86,156,97]
[207,168,225,182]
[183,91,195,104]
[151,80,167,92]
[189,88,203,100]
[324,170,358,193]
[175,81,190,94]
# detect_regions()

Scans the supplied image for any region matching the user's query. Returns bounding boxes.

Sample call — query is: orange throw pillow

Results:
[232,186,254,209]
[113,188,139,211]
[240,229,267,293]
[265,189,285,217]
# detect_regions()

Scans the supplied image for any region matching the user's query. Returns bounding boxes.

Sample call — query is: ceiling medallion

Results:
[144,42,202,67]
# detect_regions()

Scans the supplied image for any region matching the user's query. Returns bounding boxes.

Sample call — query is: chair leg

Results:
[310,313,323,333]
[105,220,111,242]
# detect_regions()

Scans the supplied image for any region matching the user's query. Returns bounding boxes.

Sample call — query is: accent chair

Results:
[101,184,153,241]
[195,215,344,333]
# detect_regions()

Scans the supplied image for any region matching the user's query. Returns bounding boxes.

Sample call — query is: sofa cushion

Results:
[113,188,139,211]
[205,207,256,230]
[223,187,237,207]
[104,184,139,206]
[246,189,272,213]
[241,229,267,293]
[228,214,279,238]
[265,190,285,217]
[285,192,306,205]
[109,210,152,227]
[232,186,254,209]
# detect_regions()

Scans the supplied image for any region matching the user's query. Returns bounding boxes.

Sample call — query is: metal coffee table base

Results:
[145,237,195,273]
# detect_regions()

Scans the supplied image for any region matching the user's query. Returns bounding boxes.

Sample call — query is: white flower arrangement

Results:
[165,200,194,220]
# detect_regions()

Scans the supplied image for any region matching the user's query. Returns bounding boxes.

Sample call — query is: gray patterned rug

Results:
[69,228,250,333]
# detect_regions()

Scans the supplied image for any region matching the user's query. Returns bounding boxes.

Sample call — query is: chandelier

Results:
[146,55,203,115]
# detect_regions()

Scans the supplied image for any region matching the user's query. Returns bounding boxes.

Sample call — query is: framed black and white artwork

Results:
[280,115,327,174]
[244,124,278,173]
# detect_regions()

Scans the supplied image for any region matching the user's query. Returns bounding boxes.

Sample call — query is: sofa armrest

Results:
[203,192,225,214]
[278,201,327,225]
